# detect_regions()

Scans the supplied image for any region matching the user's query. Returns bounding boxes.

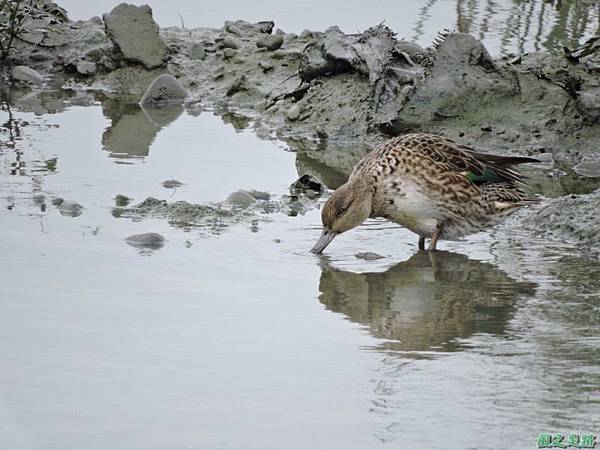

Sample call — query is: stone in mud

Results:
[290,174,324,198]
[573,161,600,178]
[222,48,237,59]
[226,190,256,208]
[125,232,166,250]
[286,105,301,121]
[103,3,167,69]
[220,36,240,49]
[140,74,188,105]
[189,43,206,60]
[161,179,184,189]
[115,194,131,206]
[76,61,97,76]
[258,60,274,72]
[256,34,283,51]
[59,200,84,217]
[10,66,44,85]
[355,252,385,260]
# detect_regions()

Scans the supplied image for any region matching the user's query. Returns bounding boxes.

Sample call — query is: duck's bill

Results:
[311,228,336,254]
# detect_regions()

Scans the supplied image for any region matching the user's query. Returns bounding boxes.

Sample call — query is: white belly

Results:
[382,180,441,238]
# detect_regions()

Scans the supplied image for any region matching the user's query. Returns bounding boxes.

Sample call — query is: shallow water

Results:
[1,89,600,450]
[60,0,600,55]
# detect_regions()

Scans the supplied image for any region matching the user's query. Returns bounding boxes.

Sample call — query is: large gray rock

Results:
[10,66,44,85]
[103,3,167,69]
[256,34,283,51]
[140,74,188,105]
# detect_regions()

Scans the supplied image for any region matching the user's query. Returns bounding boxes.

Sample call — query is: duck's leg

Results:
[418,237,426,250]
[428,225,443,252]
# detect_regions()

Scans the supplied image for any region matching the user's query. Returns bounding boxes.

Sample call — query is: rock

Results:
[289,174,324,198]
[286,105,301,121]
[10,66,44,85]
[103,3,167,69]
[189,43,206,60]
[161,179,184,189]
[76,61,97,76]
[243,189,271,201]
[125,232,166,250]
[325,25,343,34]
[223,48,237,59]
[115,194,131,206]
[140,74,188,105]
[226,24,243,37]
[59,200,84,217]
[355,252,385,260]
[573,161,600,178]
[256,34,283,51]
[226,190,256,208]
[221,36,240,49]
[256,21,274,34]
[395,40,425,56]
[51,197,64,206]
[258,60,274,72]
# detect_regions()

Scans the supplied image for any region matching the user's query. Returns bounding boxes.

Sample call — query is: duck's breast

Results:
[378,178,441,237]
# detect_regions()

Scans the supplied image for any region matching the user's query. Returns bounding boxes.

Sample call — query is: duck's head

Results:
[311,181,373,254]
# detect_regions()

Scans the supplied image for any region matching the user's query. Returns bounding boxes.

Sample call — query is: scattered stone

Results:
[125,232,166,250]
[221,36,240,49]
[161,179,184,189]
[226,24,243,37]
[355,252,385,260]
[289,174,324,198]
[189,43,206,60]
[256,34,283,51]
[115,194,131,206]
[223,48,237,59]
[256,21,275,34]
[103,3,168,69]
[140,74,188,105]
[59,200,84,217]
[10,66,44,85]
[51,197,64,206]
[225,190,256,208]
[76,61,97,76]
[286,104,301,121]
[258,60,274,72]
[573,161,600,178]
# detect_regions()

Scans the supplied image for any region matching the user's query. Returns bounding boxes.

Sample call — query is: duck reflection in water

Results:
[318,251,537,352]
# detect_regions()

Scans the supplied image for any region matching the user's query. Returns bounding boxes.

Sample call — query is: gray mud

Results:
[5,1,599,251]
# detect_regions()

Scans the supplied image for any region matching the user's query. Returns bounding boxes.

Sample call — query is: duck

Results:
[311,133,539,254]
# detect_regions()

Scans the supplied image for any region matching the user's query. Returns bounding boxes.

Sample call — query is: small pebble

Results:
[161,179,184,189]
[355,252,385,261]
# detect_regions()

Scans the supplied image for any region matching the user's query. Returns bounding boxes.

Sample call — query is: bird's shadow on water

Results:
[316,250,538,353]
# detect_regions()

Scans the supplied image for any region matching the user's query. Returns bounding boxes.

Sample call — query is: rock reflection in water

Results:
[319,251,537,352]
[101,99,183,159]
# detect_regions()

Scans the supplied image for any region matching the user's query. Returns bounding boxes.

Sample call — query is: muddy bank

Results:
[3,1,600,252]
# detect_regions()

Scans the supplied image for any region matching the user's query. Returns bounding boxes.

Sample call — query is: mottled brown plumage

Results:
[311,133,539,253]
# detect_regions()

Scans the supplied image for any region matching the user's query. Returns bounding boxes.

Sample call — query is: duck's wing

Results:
[415,135,540,185]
